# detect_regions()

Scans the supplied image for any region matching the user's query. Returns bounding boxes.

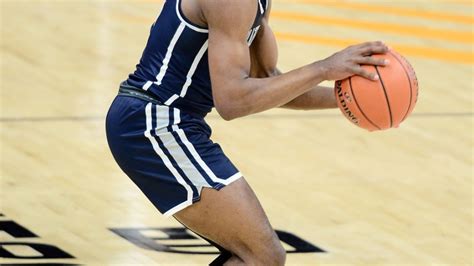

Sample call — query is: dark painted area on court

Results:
[0,221,38,238]
[0,217,75,262]
[0,216,322,265]
[110,227,325,254]
[0,243,74,259]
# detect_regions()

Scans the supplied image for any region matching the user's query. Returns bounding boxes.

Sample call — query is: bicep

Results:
[203,0,257,104]
[249,16,279,78]
[208,28,251,89]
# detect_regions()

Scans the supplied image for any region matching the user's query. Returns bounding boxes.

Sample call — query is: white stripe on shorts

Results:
[144,103,193,216]
[155,105,211,190]
[173,109,242,185]
[155,105,170,134]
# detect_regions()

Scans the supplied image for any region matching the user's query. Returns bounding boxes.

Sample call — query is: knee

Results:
[272,241,286,265]
[244,239,286,266]
[265,242,286,265]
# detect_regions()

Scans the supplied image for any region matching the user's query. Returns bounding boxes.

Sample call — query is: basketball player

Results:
[106,0,389,264]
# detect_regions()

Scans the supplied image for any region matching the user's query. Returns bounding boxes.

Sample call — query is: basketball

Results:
[335,50,419,131]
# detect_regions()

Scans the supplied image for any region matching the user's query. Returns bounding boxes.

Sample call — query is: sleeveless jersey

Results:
[126,0,269,116]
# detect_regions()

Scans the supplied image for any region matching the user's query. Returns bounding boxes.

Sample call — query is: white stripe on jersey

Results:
[164,40,209,106]
[258,0,264,14]
[247,26,261,46]
[164,94,180,106]
[176,0,209,33]
[143,81,153,91]
[180,40,209,97]
[146,22,186,91]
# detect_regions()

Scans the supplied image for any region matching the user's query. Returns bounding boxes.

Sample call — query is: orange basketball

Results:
[335,50,419,131]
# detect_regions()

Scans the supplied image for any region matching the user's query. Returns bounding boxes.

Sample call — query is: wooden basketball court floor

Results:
[1,0,472,265]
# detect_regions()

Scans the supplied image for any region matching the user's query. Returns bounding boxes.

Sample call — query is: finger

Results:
[351,66,379,81]
[359,41,389,56]
[352,41,381,50]
[356,56,389,66]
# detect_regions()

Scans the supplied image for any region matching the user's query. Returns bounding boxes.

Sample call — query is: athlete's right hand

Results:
[320,41,389,81]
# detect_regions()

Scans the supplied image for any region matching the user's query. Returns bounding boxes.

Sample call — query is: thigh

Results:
[106,97,243,216]
[173,177,280,260]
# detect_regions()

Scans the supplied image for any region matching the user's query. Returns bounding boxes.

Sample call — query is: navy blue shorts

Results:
[106,95,242,216]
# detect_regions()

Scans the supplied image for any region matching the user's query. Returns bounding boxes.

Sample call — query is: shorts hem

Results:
[192,195,201,203]
[163,200,193,217]
[220,172,243,186]
[161,173,243,218]
[213,183,225,190]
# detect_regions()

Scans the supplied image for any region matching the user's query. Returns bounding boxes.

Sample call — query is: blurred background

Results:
[1,0,472,265]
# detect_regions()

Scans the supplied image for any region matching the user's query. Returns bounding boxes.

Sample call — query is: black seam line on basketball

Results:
[349,77,381,130]
[389,51,413,123]
[374,66,393,128]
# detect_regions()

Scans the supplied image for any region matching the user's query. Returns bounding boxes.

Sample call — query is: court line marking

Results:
[116,13,473,64]
[123,0,473,25]
[0,113,472,123]
[275,32,474,64]
[283,0,474,25]
[271,11,473,44]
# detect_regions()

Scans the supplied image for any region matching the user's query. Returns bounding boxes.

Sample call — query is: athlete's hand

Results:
[320,41,389,81]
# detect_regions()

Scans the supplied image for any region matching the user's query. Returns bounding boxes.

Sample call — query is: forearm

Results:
[248,67,337,110]
[281,85,337,110]
[253,67,337,110]
[218,62,327,120]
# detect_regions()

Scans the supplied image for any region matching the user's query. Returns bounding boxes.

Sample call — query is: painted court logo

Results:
[336,80,359,125]
[0,212,325,264]
[110,227,325,255]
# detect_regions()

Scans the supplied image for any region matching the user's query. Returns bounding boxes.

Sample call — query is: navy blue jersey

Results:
[126,0,269,116]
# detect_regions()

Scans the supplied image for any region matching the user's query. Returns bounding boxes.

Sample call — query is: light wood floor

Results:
[1,0,472,265]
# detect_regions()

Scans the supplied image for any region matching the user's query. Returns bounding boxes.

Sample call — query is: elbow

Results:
[213,83,256,121]
[220,114,237,121]
[214,98,245,121]
[215,104,240,121]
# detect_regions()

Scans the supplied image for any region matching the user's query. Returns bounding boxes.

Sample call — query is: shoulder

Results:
[265,0,272,20]
[199,0,257,13]
[199,0,258,30]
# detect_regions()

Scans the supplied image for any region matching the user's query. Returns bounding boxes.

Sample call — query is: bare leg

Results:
[174,178,286,265]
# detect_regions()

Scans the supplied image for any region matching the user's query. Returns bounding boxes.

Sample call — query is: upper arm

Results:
[249,4,279,78]
[200,0,257,107]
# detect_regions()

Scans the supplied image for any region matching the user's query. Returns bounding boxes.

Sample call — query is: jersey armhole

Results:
[175,0,209,33]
